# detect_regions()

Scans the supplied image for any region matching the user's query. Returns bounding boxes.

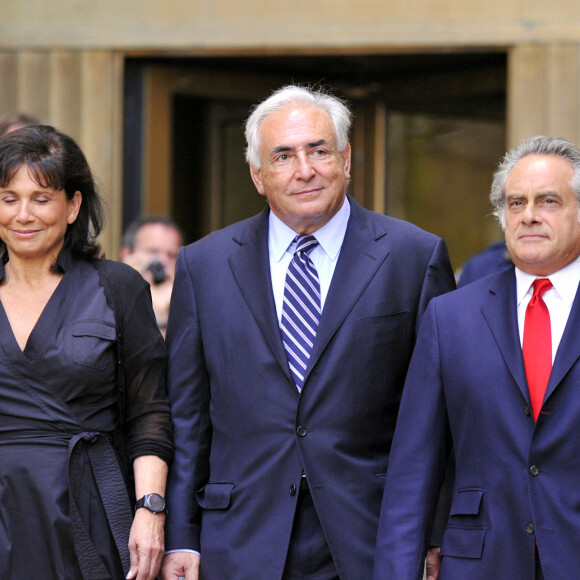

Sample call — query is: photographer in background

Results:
[120,215,183,337]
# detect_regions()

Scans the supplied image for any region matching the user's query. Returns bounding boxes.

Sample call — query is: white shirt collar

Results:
[268,197,351,263]
[515,253,580,307]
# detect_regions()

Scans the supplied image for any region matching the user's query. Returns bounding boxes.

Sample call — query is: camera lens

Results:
[147,260,166,284]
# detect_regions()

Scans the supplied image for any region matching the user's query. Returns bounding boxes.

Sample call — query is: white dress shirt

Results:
[515,254,580,363]
[268,197,351,323]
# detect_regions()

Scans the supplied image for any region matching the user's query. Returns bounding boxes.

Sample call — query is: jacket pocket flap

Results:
[441,526,486,559]
[73,320,116,340]
[195,482,235,509]
[450,489,483,516]
[357,311,410,333]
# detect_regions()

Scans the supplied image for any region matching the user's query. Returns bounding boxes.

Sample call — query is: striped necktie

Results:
[280,235,321,392]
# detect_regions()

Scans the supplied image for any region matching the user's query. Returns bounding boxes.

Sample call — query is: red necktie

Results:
[522,278,553,421]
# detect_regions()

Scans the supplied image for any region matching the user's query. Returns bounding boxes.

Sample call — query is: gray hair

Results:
[244,85,352,168]
[490,135,580,228]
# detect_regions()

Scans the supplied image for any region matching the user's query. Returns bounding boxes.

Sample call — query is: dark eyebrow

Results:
[270,140,329,156]
[271,146,293,155]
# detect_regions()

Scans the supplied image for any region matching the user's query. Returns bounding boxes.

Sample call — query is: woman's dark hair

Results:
[0,124,104,262]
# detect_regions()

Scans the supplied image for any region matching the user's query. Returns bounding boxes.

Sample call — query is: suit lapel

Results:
[480,268,531,405]
[303,199,390,386]
[545,281,580,401]
[228,209,293,382]
[227,199,393,391]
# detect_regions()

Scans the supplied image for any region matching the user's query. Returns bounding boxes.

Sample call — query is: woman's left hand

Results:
[126,509,165,579]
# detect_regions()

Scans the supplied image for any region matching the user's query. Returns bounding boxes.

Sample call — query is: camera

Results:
[146,260,167,285]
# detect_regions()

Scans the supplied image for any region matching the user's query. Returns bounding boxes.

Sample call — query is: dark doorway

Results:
[124,52,507,269]
[172,95,266,244]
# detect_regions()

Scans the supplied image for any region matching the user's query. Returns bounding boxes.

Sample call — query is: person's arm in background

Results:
[161,249,210,580]
[414,236,456,580]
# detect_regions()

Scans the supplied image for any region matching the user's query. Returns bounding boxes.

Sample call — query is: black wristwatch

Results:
[135,493,166,514]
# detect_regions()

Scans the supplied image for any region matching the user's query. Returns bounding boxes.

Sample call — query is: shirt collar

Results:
[0,246,73,282]
[56,247,73,271]
[268,197,351,263]
[515,253,580,307]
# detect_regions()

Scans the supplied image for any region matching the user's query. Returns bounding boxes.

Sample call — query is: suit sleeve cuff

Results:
[165,549,201,556]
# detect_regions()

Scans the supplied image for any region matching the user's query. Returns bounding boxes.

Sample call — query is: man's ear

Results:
[250,164,266,196]
[341,142,352,180]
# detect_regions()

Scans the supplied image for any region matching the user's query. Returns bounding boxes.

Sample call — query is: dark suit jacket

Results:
[457,240,512,288]
[164,196,454,579]
[374,267,580,580]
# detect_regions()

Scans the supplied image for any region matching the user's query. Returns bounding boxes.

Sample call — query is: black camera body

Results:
[146,260,167,285]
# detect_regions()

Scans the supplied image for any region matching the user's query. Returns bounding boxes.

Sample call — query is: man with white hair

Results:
[374,136,580,580]
[162,84,454,580]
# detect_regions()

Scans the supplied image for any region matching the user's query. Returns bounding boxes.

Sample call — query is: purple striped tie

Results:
[280,235,321,392]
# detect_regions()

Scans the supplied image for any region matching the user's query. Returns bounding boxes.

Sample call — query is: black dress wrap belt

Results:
[68,431,132,579]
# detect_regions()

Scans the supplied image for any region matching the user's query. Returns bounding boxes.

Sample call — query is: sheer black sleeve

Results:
[97,259,174,466]
[121,282,174,466]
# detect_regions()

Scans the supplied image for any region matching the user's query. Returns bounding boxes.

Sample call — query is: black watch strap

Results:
[135,493,166,514]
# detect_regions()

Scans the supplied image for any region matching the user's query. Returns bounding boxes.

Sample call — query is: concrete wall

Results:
[2,1,580,253]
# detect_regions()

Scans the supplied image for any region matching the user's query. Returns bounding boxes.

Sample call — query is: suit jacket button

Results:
[296,426,307,437]
[523,406,531,416]
[289,484,297,496]
[525,523,535,534]
[529,465,540,476]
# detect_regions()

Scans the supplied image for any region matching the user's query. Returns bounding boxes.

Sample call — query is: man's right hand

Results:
[160,552,200,580]
[426,547,441,580]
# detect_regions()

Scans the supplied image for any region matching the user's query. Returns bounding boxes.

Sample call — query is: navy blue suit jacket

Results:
[375,267,580,579]
[164,196,454,579]
[457,241,512,288]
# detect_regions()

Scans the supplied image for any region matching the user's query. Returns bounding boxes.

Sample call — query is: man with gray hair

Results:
[374,135,580,580]
[162,84,454,580]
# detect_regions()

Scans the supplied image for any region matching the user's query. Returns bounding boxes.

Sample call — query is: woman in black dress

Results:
[0,125,174,579]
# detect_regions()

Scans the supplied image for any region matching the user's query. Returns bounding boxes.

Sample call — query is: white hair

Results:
[244,85,352,168]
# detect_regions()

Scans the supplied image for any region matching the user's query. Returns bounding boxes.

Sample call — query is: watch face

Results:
[146,493,165,512]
